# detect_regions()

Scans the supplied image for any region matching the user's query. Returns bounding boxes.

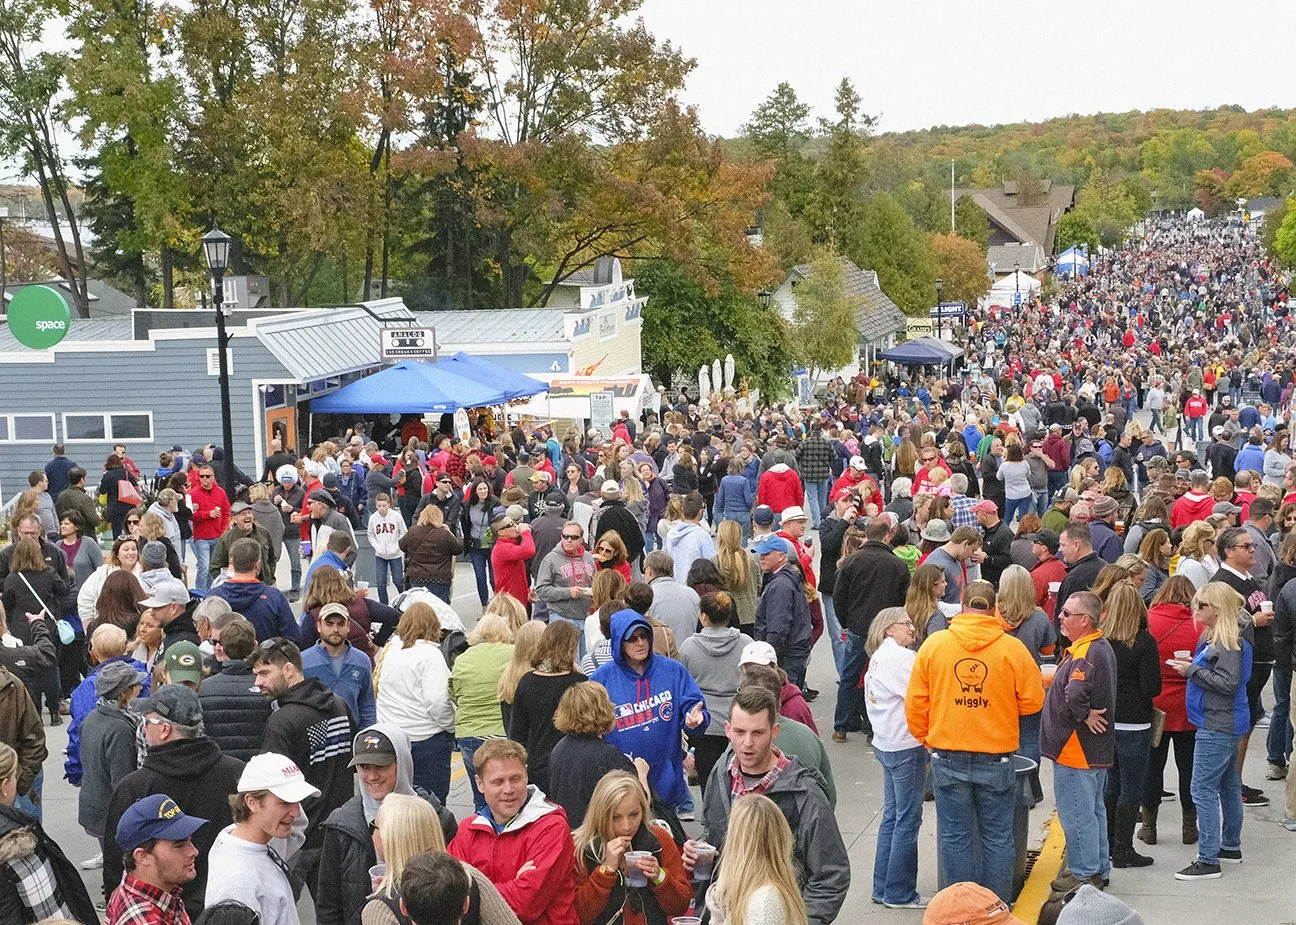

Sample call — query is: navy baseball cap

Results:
[115,794,207,851]
[752,505,775,526]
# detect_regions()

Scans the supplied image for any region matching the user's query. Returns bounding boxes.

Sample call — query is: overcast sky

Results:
[639,0,1296,136]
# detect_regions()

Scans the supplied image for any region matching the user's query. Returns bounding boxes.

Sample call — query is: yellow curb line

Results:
[451,752,467,782]
[1012,811,1066,924]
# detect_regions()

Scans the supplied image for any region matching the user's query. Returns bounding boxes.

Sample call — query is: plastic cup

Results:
[1048,582,1062,595]
[673,919,702,925]
[1261,601,1274,613]
[1174,650,1191,661]
[355,581,370,593]
[691,841,717,881]
[369,863,386,892]
[1040,664,1058,688]
[624,851,651,887]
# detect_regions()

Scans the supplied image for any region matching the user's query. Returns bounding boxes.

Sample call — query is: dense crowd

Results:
[0,213,1293,925]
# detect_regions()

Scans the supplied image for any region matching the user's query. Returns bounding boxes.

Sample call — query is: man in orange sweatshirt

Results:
[905,579,1045,903]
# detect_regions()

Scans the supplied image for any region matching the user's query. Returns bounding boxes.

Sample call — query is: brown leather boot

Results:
[1183,805,1198,845]
[1136,805,1157,845]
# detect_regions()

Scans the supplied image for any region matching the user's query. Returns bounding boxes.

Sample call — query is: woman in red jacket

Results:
[491,513,536,613]
[591,532,632,583]
[1139,575,1200,846]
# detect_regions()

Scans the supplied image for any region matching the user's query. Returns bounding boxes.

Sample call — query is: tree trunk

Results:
[161,243,174,308]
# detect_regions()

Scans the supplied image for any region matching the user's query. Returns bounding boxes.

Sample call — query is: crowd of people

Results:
[0,212,1293,925]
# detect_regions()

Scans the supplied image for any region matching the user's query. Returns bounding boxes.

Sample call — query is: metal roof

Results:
[414,309,566,345]
[789,256,908,343]
[0,315,134,352]
[253,302,416,382]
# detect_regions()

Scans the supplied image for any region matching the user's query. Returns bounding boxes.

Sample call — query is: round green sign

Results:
[7,285,72,349]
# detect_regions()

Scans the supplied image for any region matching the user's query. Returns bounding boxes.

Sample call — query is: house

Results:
[2,278,138,316]
[987,243,1047,276]
[954,180,1076,266]
[770,255,908,380]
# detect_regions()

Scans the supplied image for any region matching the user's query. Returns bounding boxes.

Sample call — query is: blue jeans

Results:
[1105,728,1151,808]
[1188,416,1204,442]
[834,629,869,733]
[374,555,404,605]
[1033,490,1048,518]
[1018,711,1043,804]
[1191,729,1243,865]
[822,594,845,680]
[804,478,830,528]
[643,530,660,554]
[1149,409,1163,433]
[1267,665,1293,765]
[1046,472,1068,508]
[931,750,1016,902]
[873,746,928,905]
[15,768,42,821]
[283,537,301,591]
[458,736,487,810]
[194,538,218,592]
[720,512,750,544]
[410,731,455,804]
[1053,763,1109,879]
[778,644,810,691]
[1004,495,1033,527]
[468,548,492,605]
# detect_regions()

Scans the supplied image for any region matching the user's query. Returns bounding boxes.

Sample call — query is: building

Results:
[954,180,1076,268]
[769,255,908,380]
[2,278,138,317]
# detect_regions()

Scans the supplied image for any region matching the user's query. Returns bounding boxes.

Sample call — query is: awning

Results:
[435,353,548,401]
[507,373,653,421]
[878,337,962,366]
[310,360,508,413]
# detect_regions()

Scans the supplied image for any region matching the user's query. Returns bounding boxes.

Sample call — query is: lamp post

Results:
[202,227,235,493]
[757,289,772,310]
[1014,260,1021,301]
[934,277,943,340]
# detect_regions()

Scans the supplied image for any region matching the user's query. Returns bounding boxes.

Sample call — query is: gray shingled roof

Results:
[415,309,566,345]
[954,184,1076,252]
[0,316,134,352]
[789,256,908,343]
[988,244,1047,273]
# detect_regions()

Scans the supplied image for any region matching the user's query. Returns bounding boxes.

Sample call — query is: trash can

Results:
[353,528,376,588]
[935,754,1039,902]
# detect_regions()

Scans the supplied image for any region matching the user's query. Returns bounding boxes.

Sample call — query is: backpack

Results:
[440,628,468,669]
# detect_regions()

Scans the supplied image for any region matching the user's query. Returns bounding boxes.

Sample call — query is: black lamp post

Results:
[202,227,235,493]
[1014,260,1021,301]
[934,277,943,339]
[757,289,772,310]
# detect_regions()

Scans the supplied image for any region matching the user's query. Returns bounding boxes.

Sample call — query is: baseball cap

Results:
[1028,530,1060,554]
[754,534,791,556]
[780,505,807,523]
[138,578,190,609]
[115,794,208,852]
[1213,500,1242,515]
[489,508,516,529]
[1212,426,1225,436]
[922,882,1027,925]
[95,661,148,699]
[349,728,398,768]
[132,684,204,726]
[481,455,498,466]
[237,753,322,802]
[276,464,299,483]
[600,479,621,495]
[739,640,778,667]
[752,505,775,527]
[318,602,351,623]
[163,641,205,684]
[971,500,999,515]
[849,455,867,471]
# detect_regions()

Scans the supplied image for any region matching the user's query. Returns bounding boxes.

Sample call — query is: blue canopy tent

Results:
[311,360,509,413]
[436,352,548,402]
[878,337,961,366]
[1056,246,1090,278]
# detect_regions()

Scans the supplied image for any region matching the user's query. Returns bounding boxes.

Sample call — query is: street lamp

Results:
[757,290,772,310]
[202,227,235,494]
[1014,260,1021,301]
[934,278,943,340]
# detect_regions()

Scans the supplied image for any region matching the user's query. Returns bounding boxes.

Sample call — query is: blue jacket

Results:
[304,550,349,596]
[1186,638,1252,735]
[1235,443,1265,475]
[65,654,150,784]
[591,610,709,805]
[742,458,760,493]
[301,642,376,728]
[715,474,755,517]
[207,579,298,643]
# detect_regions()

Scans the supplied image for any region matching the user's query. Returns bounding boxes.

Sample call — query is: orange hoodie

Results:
[905,610,1045,754]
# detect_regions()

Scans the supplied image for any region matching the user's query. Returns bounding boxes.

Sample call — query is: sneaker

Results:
[802,687,819,703]
[1218,848,1242,864]
[1282,817,1296,832]
[1256,711,1271,728]
[288,589,301,602]
[1161,789,1176,802]
[677,810,695,822]
[1175,860,1222,880]
[831,731,847,744]
[1241,785,1269,807]
[882,897,929,909]
[80,852,103,870]
[1266,761,1289,781]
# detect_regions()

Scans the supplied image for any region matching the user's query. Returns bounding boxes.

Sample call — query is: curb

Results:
[1012,811,1066,924]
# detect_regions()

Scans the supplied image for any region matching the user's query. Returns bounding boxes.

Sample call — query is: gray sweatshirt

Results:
[678,627,753,735]
[532,547,595,621]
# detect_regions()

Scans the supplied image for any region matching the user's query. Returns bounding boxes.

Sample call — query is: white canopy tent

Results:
[1186,207,1206,222]
[986,270,1042,307]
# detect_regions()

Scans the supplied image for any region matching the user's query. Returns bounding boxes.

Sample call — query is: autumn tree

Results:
[927,232,989,307]
[1226,151,1294,199]
[789,250,858,379]
[844,193,935,317]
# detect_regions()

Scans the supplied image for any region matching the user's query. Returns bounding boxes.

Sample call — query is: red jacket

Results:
[1147,602,1198,731]
[828,470,884,510]
[190,482,230,540]
[757,466,803,513]
[780,680,818,733]
[492,529,536,602]
[1170,491,1214,528]
[448,788,578,925]
[1030,555,1068,624]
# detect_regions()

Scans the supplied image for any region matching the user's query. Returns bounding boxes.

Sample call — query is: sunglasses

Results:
[258,636,295,653]
[596,545,614,553]
[127,519,141,525]
[562,533,583,540]
[199,474,215,479]
[627,630,651,643]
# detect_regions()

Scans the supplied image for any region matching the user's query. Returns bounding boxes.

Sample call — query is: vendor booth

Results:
[878,337,962,367]
[1055,246,1090,278]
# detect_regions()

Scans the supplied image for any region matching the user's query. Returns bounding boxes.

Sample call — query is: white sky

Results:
[638,0,1296,135]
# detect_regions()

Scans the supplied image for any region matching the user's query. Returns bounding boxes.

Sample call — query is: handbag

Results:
[1150,707,1167,749]
[117,478,143,506]
[17,571,72,644]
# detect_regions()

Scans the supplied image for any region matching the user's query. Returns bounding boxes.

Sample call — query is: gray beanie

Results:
[95,661,148,700]
[141,541,168,568]
[1057,885,1144,925]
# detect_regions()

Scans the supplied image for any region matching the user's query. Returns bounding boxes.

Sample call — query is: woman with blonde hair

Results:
[704,793,809,925]
[1114,553,1149,594]
[572,771,691,925]
[1175,521,1219,589]
[1091,563,1133,603]
[374,602,455,801]
[363,792,518,925]
[450,614,514,810]
[1100,583,1161,868]
[1170,581,1251,880]
[485,591,529,636]
[713,520,760,630]
[999,563,1053,804]
[507,619,584,793]
[549,684,645,828]
[400,503,464,602]
[904,563,954,643]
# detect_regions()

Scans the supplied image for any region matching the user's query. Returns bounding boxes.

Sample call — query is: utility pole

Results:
[0,207,8,298]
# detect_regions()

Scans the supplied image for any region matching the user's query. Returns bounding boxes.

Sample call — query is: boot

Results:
[1111,804,1154,868]
[1104,792,1118,857]
[1136,805,1158,845]
[1182,805,1198,846]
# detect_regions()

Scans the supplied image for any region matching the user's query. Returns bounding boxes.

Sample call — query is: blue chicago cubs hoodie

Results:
[591,609,710,805]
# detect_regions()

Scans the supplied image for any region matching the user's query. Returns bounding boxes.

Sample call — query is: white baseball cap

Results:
[739,641,778,667]
[237,753,321,803]
[848,456,867,471]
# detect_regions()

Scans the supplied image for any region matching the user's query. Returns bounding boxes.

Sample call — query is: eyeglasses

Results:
[199,474,214,480]
[561,534,583,540]
[1231,543,1256,551]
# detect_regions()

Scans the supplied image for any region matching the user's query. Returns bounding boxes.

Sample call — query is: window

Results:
[60,412,153,443]
[11,414,55,443]
[0,418,7,442]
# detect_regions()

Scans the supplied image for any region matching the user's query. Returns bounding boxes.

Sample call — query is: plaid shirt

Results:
[106,874,192,925]
[794,433,835,481]
[4,851,76,921]
[728,746,793,798]
[950,493,978,529]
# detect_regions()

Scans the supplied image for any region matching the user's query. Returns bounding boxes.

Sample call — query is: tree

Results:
[1072,166,1137,247]
[1226,151,1294,199]
[1275,203,1296,269]
[804,77,873,247]
[637,259,790,397]
[844,192,935,317]
[1260,197,1290,259]
[927,232,989,307]
[1055,211,1099,253]
[953,196,990,251]
[760,199,813,268]
[790,250,858,379]
[743,81,815,215]
[1194,167,1232,216]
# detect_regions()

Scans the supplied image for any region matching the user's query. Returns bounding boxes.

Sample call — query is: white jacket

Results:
[375,638,455,739]
[205,826,301,925]
[864,637,921,752]
[367,509,408,559]
[76,563,142,627]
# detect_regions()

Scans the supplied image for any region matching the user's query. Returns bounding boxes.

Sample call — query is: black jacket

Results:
[817,516,850,598]
[198,660,272,760]
[1,568,68,643]
[833,541,911,636]
[1056,553,1107,638]
[1111,629,1162,725]
[0,803,97,925]
[262,678,355,856]
[980,519,1015,587]
[415,490,464,536]
[160,612,202,653]
[548,733,636,829]
[315,791,459,925]
[101,736,245,917]
[594,500,645,563]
